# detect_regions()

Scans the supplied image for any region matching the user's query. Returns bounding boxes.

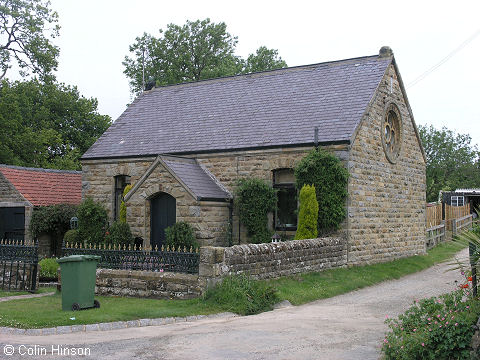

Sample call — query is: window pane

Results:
[276,188,297,228]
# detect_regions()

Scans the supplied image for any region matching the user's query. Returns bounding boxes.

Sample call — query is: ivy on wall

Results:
[295,148,349,232]
[234,178,277,243]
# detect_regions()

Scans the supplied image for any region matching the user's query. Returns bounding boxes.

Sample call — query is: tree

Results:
[294,184,318,240]
[0,0,60,81]
[0,79,111,169]
[243,46,287,74]
[123,18,287,94]
[419,124,480,202]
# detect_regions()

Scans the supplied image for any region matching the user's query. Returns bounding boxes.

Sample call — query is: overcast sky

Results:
[49,0,480,148]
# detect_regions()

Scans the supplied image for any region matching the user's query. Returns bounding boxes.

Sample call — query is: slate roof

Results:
[0,165,82,206]
[83,54,392,160]
[161,157,231,200]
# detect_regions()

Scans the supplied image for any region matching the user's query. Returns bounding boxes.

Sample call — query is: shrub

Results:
[38,258,59,281]
[30,204,78,238]
[63,229,80,245]
[106,221,134,246]
[295,184,318,240]
[165,222,198,250]
[204,274,279,315]
[119,184,133,223]
[234,178,277,243]
[77,197,108,244]
[382,289,480,359]
[295,148,349,232]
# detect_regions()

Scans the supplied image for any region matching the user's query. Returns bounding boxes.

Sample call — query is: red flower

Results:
[460,284,469,289]
[105,231,110,236]
[468,276,473,282]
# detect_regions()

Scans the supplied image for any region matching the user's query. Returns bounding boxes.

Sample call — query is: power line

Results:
[407,28,480,88]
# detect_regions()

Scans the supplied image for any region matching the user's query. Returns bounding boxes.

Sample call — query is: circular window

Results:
[382,103,402,163]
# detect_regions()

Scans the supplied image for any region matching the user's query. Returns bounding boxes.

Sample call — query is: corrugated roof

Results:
[0,165,82,206]
[82,54,391,159]
[161,157,231,200]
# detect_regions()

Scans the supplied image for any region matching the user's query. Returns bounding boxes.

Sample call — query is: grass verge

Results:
[0,287,56,298]
[269,241,466,305]
[0,241,466,329]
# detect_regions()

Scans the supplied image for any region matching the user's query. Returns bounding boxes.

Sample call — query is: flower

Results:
[467,306,470,309]
[160,269,164,273]
[427,317,431,321]
[455,323,458,326]
[413,328,416,332]
[422,343,425,347]
[468,276,473,281]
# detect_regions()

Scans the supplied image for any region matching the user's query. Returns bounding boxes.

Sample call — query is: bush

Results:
[295,148,349,232]
[38,258,59,281]
[234,178,277,243]
[165,222,198,250]
[382,289,480,359]
[30,204,78,238]
[119,184,133,223]
[295,184,318,240]
[77,197,108,244]
[106,221,134,246]
[63,229,80,245]
[204,274,279,315]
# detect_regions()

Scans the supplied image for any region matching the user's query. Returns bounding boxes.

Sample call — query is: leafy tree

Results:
[295,148,349,232]
[0,79,111,169]
[0,0,60,81]
[123,18,287,94]
[294,184,318,240]
[77,197,108,245]
[242,46,287,74]
[419,125,480,202]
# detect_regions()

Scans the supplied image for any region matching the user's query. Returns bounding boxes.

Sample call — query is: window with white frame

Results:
[451,196,464,207]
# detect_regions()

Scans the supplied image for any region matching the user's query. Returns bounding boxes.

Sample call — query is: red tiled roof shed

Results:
[0,165,82,206]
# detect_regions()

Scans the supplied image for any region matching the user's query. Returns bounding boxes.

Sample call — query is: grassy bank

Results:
[0,241,465,329]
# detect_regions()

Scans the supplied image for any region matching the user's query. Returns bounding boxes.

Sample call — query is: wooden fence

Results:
[452,214,473,236]
[426,224,446,249]
[445,204,471,230]
[426,203,443,227]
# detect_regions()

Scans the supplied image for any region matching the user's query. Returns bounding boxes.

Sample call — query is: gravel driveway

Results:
[1,248,468,360]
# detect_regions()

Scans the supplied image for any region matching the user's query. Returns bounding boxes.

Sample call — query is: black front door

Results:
[0,207,25,241]
[150,193,176,249]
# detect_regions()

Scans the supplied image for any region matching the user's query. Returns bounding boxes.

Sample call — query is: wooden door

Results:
[150,193,176,249]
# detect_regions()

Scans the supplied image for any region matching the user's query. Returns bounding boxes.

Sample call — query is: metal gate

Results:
[0,239,38,292]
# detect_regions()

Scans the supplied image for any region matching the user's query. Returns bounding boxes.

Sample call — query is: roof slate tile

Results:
[83,55,391,159]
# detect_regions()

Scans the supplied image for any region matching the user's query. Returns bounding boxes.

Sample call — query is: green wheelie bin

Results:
[57,255,101,311]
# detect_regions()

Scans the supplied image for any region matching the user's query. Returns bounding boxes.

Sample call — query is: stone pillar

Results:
[198,246,225,289]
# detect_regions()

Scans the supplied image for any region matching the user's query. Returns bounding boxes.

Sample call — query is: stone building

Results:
[0,165,82,254]
[82,47,426,264]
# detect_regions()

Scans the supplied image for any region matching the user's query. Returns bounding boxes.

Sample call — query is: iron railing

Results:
[62,242,200,274]
[0,239,38,292]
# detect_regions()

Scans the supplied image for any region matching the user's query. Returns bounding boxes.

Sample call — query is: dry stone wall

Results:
[95,269,204,299]
[347,63,426,264]
[199,237,347,282]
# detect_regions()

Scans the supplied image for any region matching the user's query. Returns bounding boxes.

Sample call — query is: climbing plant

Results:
[234,178,276,243]
[295,148,349,232]
[119,184,133,223]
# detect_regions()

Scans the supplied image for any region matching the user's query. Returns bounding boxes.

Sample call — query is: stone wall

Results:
[95,269,204,299]
[0,261,38,291]
[81,145,348,247]
[199,237,347,283]
[347,63,426,264]
[196,145,349,243]
[81,158,230,247]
